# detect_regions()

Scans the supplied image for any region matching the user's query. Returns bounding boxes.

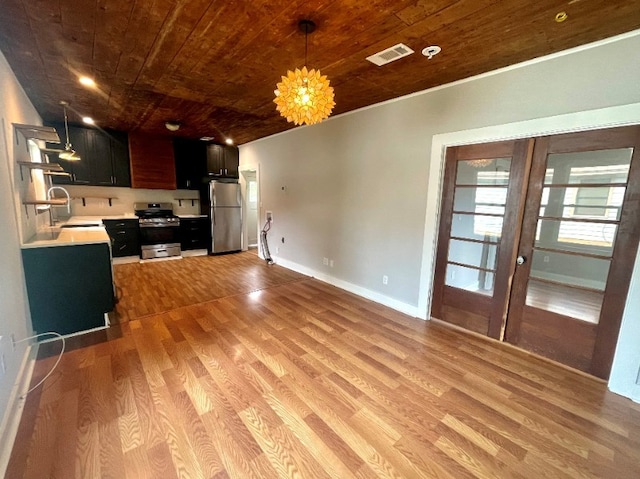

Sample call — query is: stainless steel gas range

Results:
[134,202,181,259]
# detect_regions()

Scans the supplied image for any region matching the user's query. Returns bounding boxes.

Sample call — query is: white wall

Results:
[0,50,38,460]
[240,31,640,397]
[609,247,640,401]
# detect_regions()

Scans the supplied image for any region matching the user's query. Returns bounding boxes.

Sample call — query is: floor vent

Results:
[366,43,414,66]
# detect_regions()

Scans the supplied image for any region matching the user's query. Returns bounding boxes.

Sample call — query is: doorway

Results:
[241,169,259,249]
[431,126,640,379]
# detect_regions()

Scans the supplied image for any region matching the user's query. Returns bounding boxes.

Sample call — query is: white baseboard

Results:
[531,271,605,290]
[273,256,420,318]
[0,344,37,477]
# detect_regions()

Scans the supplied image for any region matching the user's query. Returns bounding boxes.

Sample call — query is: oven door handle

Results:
[139,223,180,228]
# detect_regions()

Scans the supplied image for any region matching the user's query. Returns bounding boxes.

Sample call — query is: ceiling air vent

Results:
[366,43,414,66]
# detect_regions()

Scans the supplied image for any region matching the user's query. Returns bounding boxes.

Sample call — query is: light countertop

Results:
[66,214,137,225]
[22,225,110,249]
[22,213,207,249]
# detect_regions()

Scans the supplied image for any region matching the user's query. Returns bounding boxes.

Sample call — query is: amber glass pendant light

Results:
[274,20,335,126]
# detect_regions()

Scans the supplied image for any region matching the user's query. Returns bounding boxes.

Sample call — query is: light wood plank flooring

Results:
[526,279,603,324]
[6,255,640,478]
[113,253,306,321]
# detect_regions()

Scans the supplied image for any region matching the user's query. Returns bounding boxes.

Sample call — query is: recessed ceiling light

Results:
[165,121,181,132]
[200,136,215,141]
[555,11,568,23]
[79,76,96,87]
[225,138,233,145]
[82,116,94,125]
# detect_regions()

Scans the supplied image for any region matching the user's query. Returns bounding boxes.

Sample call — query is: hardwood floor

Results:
[526,279,603,324]
[113,252,306,321]
[6,255,640,478]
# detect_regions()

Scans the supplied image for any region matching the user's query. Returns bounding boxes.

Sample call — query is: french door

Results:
[431,126,640,379]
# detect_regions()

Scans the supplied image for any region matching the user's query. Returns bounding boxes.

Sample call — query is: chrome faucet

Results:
[46,186,71,215]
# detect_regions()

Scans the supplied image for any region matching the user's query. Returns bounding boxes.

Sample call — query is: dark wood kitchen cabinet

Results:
[206,144,239,179]
[103,219,140,257]
[174,138,207,190]
[109,131,132,186]
[48,124,131,186]
[180,217,210,251]
[22,243,114,335]
[129,132,176,189]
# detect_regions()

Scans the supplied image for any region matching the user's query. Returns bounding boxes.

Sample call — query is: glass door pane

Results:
[445,158,511,295]
[525,148,633,324]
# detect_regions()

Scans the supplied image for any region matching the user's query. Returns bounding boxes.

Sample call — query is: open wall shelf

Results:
[17,161,68,182]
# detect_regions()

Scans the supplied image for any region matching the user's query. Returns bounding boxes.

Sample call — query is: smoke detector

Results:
[422,45,442,60]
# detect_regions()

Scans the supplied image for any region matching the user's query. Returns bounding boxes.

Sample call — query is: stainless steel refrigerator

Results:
[209,180,242,254]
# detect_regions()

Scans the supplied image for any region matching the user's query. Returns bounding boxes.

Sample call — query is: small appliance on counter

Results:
[208,181,242,254]
[134,202,181,259]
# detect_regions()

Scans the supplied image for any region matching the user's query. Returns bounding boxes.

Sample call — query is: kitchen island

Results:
[21,225,115,336]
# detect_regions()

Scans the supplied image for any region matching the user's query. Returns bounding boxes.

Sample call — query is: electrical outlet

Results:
[266,211,273,223]
[0,353,6,375]
[382,275,389,285]
[323,257,329,266]
[275,246,280,254]
[11,333,15,351]
[543,255,549,263]
[329,259,334,268]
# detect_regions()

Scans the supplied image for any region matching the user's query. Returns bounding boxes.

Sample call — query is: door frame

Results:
[419,105,640,385]
[419,103,640,321]
[239,164,261,253]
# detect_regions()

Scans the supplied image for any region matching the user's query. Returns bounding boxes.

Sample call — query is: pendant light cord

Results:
[304,28,308,66]
[63,105,71,147]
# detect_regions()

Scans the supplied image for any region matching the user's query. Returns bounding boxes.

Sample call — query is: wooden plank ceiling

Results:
[1,0,639,145]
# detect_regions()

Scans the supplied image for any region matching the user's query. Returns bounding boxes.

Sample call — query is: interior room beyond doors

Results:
[431,126,640,379]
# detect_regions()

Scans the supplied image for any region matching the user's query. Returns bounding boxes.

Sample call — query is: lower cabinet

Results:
[103,219,140,257]
[180,217,210,251]
[22,244,115,335]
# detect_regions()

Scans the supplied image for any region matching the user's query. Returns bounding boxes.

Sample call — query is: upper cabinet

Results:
[47,123,131,187]
[174,140,239,188]
[174,138,207,190]
[129,132,176,190]
[206,144,239,179]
